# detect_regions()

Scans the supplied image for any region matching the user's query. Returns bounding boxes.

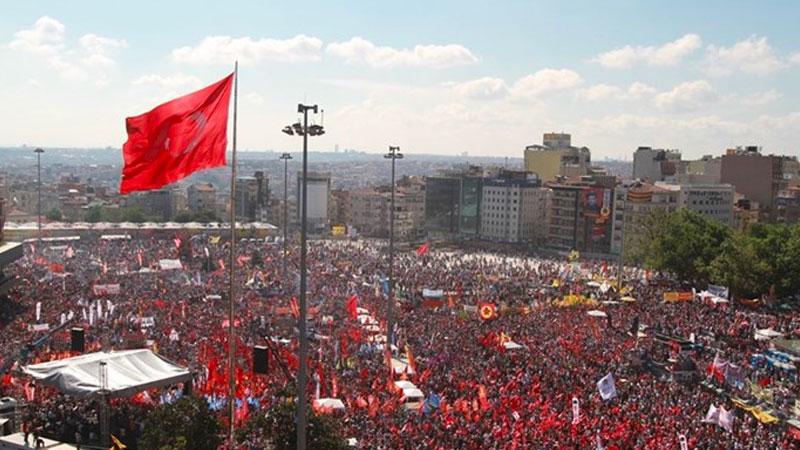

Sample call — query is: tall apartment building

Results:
[632,147,681,182]
[235,172,269,222]
[684,155,722,184]
[350,177,425,240]
[611,182,679,254]
[524,133,591,183]
[329,189,352,227]
[395,176,426,240]
[720,146,786,217]
[548,174,616,253]
[663,182,735,226]
[777,187,800,224]
[125,188,172,221]
[424,166,490,237]
[297,171,331,234]
[188,183,217,214]
[480,171,549,244]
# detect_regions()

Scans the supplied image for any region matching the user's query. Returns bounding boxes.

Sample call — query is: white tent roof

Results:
[503,341,525,350]
[393,380,417,390]
[587,310,608,318]
[402,388,424,399]
[22,349,191,398]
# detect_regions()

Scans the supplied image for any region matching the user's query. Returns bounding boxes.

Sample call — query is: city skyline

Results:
[1,1,800,159]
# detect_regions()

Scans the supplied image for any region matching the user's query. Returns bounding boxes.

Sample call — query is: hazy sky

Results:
[1,0,799,159]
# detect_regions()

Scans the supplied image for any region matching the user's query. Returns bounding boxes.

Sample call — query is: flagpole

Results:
[228,61,239,444]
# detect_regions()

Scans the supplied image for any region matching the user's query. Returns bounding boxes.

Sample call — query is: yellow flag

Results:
[110,434,127,449]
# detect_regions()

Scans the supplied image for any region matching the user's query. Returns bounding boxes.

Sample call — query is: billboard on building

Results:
[582,187,604,217]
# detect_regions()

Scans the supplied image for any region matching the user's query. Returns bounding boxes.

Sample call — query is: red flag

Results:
[405,345,417,374]
[415,242,430,257]
[478,384,490,411]
[290,297,300,319]
[120,74,233,194]
[346,295,358,320]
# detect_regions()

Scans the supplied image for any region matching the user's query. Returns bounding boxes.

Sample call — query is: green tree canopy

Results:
[85,205,103,223]
[236,400,348,450]
[711,223,800,298]
[641,209,730,286]
[45,207,62,221]
[139,396,222,450]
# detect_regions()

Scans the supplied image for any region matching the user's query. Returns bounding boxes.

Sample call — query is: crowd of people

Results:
[1,231,799,449]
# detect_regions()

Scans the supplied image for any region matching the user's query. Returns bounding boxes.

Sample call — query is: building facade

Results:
[610,182,679,254]
[524,133,591,183]
[666,182,735,226]
[424,166,488,238]
[632,147,681,182]
[350,177,426,240]
[480,171,548,244]
[297,171,331,234]
[720,147,786,217]
[548,175,616,253]
[188,183,217,215]
[235,173,269,222]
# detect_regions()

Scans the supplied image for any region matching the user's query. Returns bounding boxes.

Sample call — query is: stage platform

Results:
[0,432,77,449]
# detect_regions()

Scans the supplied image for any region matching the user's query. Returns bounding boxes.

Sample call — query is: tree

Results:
[712,223,800,299]
[139,396,222,450]
[622,208,667,266]
[638,209,730,285]
[120,206,147,223]
[236,400,348,450]
[174,212,193,223]
[85,205,103,223]
[710,231,771,299]
[45,207,62,221]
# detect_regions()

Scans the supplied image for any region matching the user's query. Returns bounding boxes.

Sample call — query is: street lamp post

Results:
[384,146,403,347]
[279,153,293,290]
[34,148,44,242]
[282,105,324,450]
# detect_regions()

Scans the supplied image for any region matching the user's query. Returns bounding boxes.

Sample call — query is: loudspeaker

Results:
[71,327,85,352]
[253,346,268,374]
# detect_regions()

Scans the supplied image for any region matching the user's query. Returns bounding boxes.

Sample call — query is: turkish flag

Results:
[120,73,233,194]
[415,242,430,257]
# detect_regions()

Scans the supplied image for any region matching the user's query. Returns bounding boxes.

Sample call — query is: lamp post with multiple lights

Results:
[279,152,293,289]
[281,105,324,450]
[384,146,403,347]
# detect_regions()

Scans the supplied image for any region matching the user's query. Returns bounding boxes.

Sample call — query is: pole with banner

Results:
[227,61,239,444]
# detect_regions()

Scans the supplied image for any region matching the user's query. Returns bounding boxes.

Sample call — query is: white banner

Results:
[29,323,49,332]
[93,284,121,296]
[422,289,444,298]
[572,397,580,424]
[35,302,41,322]
[597,373,617,400]
[159,259,183,271]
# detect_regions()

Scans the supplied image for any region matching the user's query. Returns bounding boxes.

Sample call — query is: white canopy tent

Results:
[22,349,191,398]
